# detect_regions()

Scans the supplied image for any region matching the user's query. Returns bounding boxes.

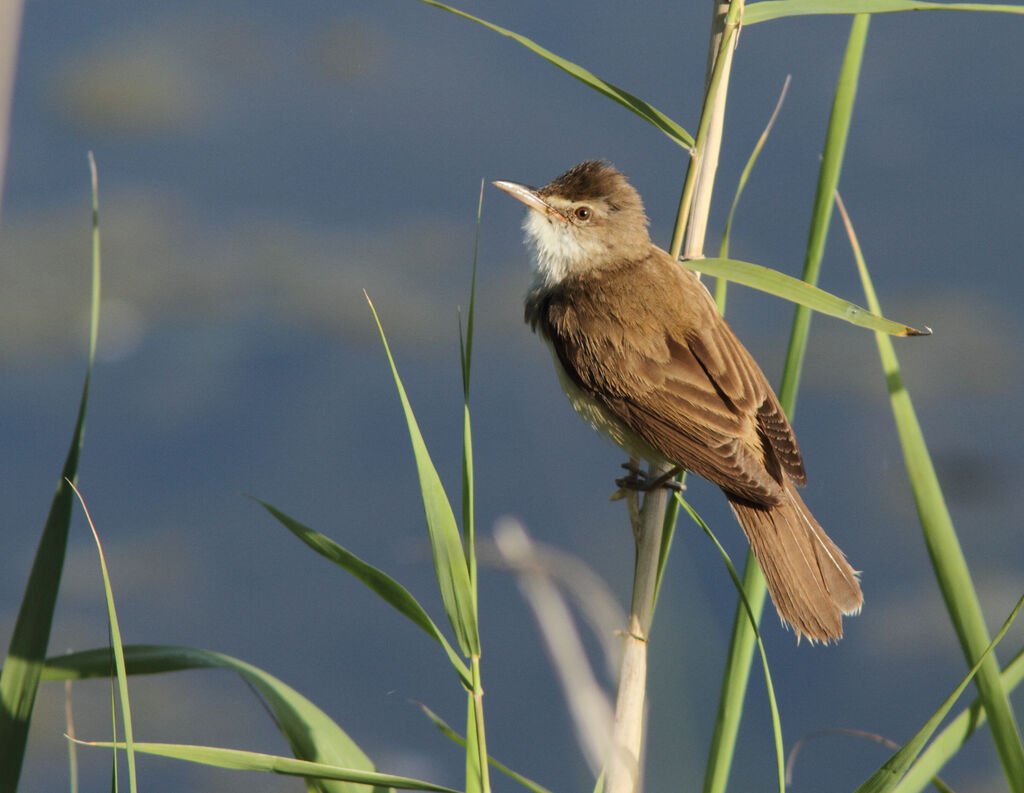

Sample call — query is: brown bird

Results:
[494,160,862,643]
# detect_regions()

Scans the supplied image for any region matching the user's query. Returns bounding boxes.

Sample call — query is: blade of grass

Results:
[893,645,1024,793]
[45,644,383,793]
[787,645,1024,793]
[457,181,488,793]
[0,153,101,792]
[414,0,694,150]
[72,740,459,793]
[466,655,490,793]
[418,703,557,793]
[653,486,682,615]
[677,495,785,793]
[464,692,482,793]
[838,191,1024,790]
[683,257,929,336]
[67,482,137,793]
[459,179,482,576]
[702,19,870,793]
[366,293,479,658]
[64,679,79,793]
[745,0,1024,25]
[780,14,870,405]
[255,500,471,688]
[700,546,769,793]
[785,729,938,790]
[852,594,1024,793]
[715,75,791,313]
[683,90,792,778]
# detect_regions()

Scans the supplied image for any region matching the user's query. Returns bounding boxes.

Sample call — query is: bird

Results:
[493,160,862,643]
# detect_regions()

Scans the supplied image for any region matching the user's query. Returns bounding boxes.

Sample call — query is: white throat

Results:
[523,210,605,287]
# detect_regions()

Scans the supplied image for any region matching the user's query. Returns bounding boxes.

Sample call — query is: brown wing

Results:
[687,318,806,486]
[535,251,805,506]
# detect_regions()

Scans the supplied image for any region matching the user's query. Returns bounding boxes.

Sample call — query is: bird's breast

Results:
[539,336,669,466]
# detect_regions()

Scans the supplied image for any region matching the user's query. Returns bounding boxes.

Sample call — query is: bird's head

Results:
[494,160,650,286]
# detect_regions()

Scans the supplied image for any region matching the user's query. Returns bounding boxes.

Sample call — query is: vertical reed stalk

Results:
[605,5,741,791]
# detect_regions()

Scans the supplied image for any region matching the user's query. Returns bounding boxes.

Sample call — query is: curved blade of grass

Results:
[700,552,772,793]
[894,645,1024,793]
[715,75,791,311]
[0,154,101,791]
[785,730,944,791]
[366,293,479,658]
[418,703,556,793]
[72,740,458,793]
[44,644,385,793]
[696,82,790,793]
[68,482,137,793]
[746,0,1024,25]
[688,258,929,338]
[677,495,785,793]
[653,482,683,616]
[415,0,694,150]
[853,594,1024,793]
[255,500,471,688]
[703,21,870,793]
[838,192,1024,791]
[682,257,929,336]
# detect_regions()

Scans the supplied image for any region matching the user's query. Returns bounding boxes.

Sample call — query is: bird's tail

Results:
[727,481,862,643]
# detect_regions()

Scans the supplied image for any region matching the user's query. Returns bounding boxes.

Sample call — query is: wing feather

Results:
[532,251,805,504]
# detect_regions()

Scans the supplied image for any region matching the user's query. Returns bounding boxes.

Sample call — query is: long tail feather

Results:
[727,482,862,643]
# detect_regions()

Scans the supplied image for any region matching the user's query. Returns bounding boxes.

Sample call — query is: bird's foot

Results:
[611,462,685,500]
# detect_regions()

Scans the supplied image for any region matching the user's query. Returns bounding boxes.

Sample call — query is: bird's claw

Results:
[613,462,686,494]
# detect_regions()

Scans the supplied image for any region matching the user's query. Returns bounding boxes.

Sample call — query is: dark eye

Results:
[574,206,592,221]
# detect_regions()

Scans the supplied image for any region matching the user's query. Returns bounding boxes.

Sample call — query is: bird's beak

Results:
[492,180,568,224]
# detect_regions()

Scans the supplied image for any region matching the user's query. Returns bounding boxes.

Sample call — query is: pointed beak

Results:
[492,180,568,224]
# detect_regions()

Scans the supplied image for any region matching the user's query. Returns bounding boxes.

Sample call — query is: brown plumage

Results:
[497,161,862,643]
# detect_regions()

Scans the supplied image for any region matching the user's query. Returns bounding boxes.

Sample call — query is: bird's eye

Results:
[574,206,592,221]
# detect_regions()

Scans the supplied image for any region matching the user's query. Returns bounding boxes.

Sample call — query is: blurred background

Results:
[2,2,1023,791]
